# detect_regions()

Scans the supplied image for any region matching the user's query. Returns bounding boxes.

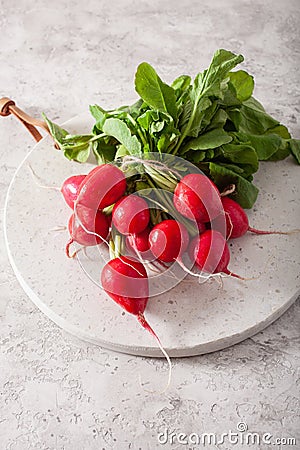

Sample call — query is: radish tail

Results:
[49,225,67,232]
[66,239,79,258]
[137,313,172,393]
[223,268,246,280]
[66,239,73,258]
[225,211,233,240]
[223,268,259,281]
[248,226,300,236]
[176,256,212,284]
[28,164,60,191]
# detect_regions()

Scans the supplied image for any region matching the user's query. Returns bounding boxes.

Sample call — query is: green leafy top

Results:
[43,48,300,208]
[135,62,177,120]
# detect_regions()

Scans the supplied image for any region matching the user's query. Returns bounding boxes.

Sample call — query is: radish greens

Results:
[43,49,300,208]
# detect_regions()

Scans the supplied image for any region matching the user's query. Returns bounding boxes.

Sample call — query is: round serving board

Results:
[4,113,300,357]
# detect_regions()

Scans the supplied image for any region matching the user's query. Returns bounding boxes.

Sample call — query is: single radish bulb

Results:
[173,173,222,223]
[126,227,153,260]
[66,205,109,257]
[221,197,249,238]
[101,256,149,315]
[149,219,189,263]
[189,229,241,279]
[61,175,86,209]
[190,229,230,274]
[198,230,229,273]
[112,195,150,235]
[78,164,127,210]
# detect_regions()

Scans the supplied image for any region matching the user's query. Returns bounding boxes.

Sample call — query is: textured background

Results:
[0,0,299,449]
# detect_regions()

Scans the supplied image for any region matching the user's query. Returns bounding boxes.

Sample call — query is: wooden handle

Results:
[0,97,58,147]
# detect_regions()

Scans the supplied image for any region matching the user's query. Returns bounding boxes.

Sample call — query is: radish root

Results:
[49,225,67,232]
[222,268,256,281]
[65,239,84,259]
[248,226,300,236]
[28,164,60,191]
[176,256,220,284]
[223,252,276,281]
[137,313,172,394]
[225,211,233,240]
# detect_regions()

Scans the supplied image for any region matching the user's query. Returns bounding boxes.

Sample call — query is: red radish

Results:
[101,256,172,388]
[149,220,189,263]
[112,195,150,235]
[197,221,207,234]
[66,205,109,257]
[173,173,222,223]
[78,164,127,210]
[126,227,152,257]
[101,256,149,315]
[188,235,199,262]
[61,175,86,209]
[221,197,294,239]
[190,229,241,278]
[221,197,248,238]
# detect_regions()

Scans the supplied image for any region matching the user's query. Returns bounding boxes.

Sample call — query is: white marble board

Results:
[4,113,300,357]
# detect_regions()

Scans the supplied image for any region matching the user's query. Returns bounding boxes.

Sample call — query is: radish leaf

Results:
[208,162,259,208]
[135,62,177,120]
[103,118,141,155]
[229,70,254,102]
[181,128,232,153]
[42,113,68,145]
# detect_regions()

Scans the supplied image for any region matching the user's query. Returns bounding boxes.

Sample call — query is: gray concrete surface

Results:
[0,0,299,449]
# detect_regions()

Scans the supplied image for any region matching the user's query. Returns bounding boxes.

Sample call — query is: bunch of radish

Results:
[61,163,294,322]
[58,161,295,387]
